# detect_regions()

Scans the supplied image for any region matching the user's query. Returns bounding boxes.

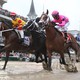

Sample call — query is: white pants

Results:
[18,30,24,38]
[15,29,24,39]
[55,22,70,31]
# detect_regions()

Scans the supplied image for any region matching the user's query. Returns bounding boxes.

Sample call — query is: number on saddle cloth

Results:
[23,30,31,45]
[24,36,30,46]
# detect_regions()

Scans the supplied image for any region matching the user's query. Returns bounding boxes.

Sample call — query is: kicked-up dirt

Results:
[0,60,80,80]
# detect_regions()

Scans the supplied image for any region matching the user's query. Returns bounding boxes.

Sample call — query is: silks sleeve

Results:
[57,21,66,27]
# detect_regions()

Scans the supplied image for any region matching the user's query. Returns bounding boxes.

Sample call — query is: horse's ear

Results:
[46,9,49,15]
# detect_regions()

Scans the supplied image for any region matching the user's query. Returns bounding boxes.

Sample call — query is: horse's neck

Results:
[2,31,10,39]
[46,26,57,39]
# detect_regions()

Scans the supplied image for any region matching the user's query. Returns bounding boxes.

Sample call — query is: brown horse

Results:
[0,20,48,70]
[39,10,80,72]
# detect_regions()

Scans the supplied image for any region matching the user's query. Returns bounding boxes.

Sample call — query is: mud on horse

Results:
[39,9,80,72]
[0,20,48,70]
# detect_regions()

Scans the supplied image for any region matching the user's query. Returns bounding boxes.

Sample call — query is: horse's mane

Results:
[50,21,62,36]
[35,17,40,23]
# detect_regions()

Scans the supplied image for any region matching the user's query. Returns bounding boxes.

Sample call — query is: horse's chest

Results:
[46,41,54,49]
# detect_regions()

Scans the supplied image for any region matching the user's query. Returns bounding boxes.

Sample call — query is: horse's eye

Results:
[43,16,47,20]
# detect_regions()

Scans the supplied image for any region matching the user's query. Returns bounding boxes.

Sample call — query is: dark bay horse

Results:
[0,20,48,70]
[39,10,80,72]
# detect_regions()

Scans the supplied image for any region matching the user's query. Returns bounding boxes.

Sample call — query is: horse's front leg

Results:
[59,52,68,70]
[60,53,78,72]
[47,51,52,71]
[60,53,66,65]
[42,51,48,70]
[3,51,10,70]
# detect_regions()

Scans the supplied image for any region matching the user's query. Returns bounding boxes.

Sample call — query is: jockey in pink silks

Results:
[51,10,70,42]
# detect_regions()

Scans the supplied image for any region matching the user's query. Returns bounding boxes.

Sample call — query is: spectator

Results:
[76,33,80,41]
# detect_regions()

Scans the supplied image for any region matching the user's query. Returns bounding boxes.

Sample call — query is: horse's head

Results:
[39,9,49,25]
[39,10,57,29]
[23,19,39,31]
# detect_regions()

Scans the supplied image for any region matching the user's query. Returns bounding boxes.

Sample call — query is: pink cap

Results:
[52,11,59,15]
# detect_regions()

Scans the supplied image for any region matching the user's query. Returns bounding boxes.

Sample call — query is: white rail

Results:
[0,14,12,21]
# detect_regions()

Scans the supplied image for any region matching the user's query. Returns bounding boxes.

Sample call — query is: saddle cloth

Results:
[23,36,30,46]
[14,29,31,46]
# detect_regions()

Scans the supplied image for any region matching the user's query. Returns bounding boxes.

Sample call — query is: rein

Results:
[26,21,34,29]
[24,20,39,32]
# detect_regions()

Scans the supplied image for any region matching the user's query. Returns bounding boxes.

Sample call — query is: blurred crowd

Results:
[0,51,36,62]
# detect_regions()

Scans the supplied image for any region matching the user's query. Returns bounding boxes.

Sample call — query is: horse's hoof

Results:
[76,59,79,62]
[73,67,78,73]
[67,69,78,73]
[49,68,52,71]
[65,64,78,73]
[35,61,39,63]
[47,68,52,71]
[42,61,47,70]
[44,66,52,71]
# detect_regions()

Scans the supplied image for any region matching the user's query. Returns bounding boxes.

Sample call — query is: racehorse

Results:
[38,10,80,72]
[0,19,48,70]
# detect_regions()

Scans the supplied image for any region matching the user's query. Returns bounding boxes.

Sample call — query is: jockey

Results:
[10,12,26,43]
[51,10,70,42]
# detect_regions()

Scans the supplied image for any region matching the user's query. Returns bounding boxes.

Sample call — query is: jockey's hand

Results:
[17,27,22,30]
[51,21,57,26]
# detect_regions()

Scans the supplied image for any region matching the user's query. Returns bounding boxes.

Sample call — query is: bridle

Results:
[39,13,50,29]
[24,20,39,31]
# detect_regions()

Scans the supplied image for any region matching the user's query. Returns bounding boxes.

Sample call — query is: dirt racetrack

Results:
[0,60,80,80]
